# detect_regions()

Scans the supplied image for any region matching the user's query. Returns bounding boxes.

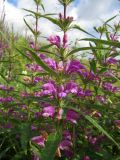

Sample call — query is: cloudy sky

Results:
[0,0,120,45]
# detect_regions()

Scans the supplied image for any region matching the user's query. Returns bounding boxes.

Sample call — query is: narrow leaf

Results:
[82,38,120,48]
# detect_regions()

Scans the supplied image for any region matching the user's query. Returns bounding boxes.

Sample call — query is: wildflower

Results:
[82,156,90,160]
[42,106,55,118]
[110,33,119,41]
[48,35,61,48]
[26,64,43,72]
[42,82,57,96]
[33,77,42,84]
[66,109,80,124]
[65,60,85,74]
[77,88,92,98]
[38,53,46,59]
[102,82,120,93]
[58,85,67,98]
[113,120,120,129]
[31,136,45,147]
[0,84,14,91]
[107,57,118,65]
[0,97,14,103]
[56,108,64,120]
[96,95,107,104]
[59,130,73,158]
[60,140,72,150]
[44,58,57,70]
[63,131,72,140]
[65,81,78,94]
[63,33,68,48]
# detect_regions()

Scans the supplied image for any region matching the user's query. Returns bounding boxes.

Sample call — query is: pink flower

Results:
[102,82,120,93]
[65,81,78,94]
[82,155,90,160]
[42,82,57,95]
[48,35,61,48]
[107,57,118,65]
[57,108,64,120]
[44,58,57,70]
[65,60,85,74]
[31,136,45,147]
[58,85,67,98]
[63,33,68,48]
[96,95,107,104]
[110,34,119,41]
[42,106,55,117]
[66,109,80,124]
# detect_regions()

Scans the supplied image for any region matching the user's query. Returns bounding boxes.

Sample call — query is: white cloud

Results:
[0,0,119,46]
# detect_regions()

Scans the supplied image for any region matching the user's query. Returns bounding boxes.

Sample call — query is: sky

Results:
[0,0,120,46]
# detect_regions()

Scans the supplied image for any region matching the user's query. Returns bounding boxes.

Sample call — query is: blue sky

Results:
[8,0,79,6]
[8,0,17,6]
[2,0,120,45]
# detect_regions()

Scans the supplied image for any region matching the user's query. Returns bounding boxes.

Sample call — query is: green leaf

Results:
[104,15,118,24]
[20,123,31,150]
[24,18,36,35]
[11,151,25,160]
[31,144,41,158]
[40,44,53,50]
[84,115,120,150]
[43,16,61,28]
[0,147,11,159]
[65,106,120,150]
[66,47,110,57]
[90,59,96,73]
[82,38,120,48]
[41,132,62,160]
[73,25,96,38]
[23,47,58,77]
[15,47,32,61]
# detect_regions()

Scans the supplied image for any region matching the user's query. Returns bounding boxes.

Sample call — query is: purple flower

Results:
[31,136,45,147]
[44,58,57,70]
[38,53,46,59]
[82,156,90,160]
[77,88,92,98]
[63,131,71,140]
[110,34,119,41]
[57,108,63,120]
[26,64,43,72]
[0,84,14,91]
[29,42,35,48]
[42,82,57,96]
[66,109,80,124]
[5,123,13,129]
[77,88,85,97]
[63,33,68,48]
[113,120,120,125]
[42,106,55,117]
[107,57,118,65]
[96,95,107,104]
[65,81,78,94]
[79,70,96,81]
[84,90,93,97]
[57,61,64,72]
[58,85,67,98]
[65,60,85,74]
[48,35,61,48]
[0,97,14,103]
[33,77,42,84]
[33,154,40,160]
[31,125,37,131]
[60,140,72,150]
[102,82,120,93]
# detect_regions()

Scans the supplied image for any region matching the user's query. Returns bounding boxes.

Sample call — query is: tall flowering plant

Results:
[0,0,120,159]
